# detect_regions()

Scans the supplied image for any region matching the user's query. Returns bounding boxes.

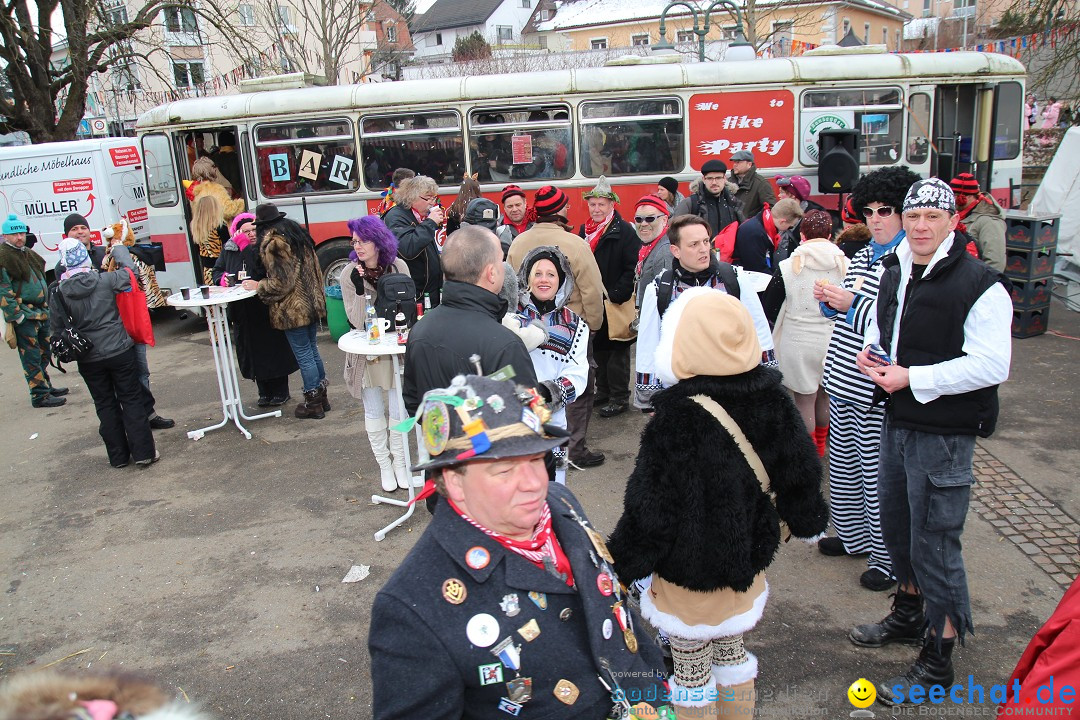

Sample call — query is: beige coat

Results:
[773,239,848,394]
[340,258,410,399]
[507,222,606,331]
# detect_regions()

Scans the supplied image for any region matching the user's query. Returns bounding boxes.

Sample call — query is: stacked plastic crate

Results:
[1003,211,1059,338]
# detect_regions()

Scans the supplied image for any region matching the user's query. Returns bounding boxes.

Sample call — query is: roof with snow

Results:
[903,16,940,39]
[412,0,506,33]
[536,0,907,32]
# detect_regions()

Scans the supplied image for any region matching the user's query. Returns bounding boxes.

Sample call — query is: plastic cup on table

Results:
[199,286,211,299]
[180,287,191,300]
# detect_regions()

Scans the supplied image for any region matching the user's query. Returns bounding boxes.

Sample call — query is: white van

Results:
[0,138,194,289]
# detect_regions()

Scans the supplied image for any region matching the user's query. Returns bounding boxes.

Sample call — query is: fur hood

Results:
[0,670,214,720]
[517,245,575,312]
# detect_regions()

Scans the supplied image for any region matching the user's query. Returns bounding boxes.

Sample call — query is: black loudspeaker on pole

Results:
[818,129,861,194]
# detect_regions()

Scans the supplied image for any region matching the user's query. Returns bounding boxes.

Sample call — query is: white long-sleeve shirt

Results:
[864,233,1012,405]
[635,264,774,409]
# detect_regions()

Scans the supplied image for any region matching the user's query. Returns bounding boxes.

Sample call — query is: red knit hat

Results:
[950,173,980,195]
[841,197,861,225]
[501,184,526,204]
[634,194,670,216]
[534,185,568,216]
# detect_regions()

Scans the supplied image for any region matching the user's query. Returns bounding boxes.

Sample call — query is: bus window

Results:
[579,98,683,177]
[254,119,358,197]
[361,112,465,189]
[803,88,903,166]
[467,105,572,184]
[993,81,1022,161]
[907,93,931,164]
[142,133,179,207]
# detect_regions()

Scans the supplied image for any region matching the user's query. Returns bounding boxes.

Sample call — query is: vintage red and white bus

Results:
[135,47,1025,289]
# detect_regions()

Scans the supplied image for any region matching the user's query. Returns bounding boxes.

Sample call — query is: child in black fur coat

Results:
[609,286,828,718]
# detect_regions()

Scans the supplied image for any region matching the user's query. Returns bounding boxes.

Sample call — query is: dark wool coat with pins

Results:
[608,369,827,593]
[256,227,326,331]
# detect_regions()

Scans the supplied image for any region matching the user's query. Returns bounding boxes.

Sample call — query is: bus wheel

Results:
[316,238,352,288]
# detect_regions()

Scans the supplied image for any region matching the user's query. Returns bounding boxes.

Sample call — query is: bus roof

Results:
[136,51,1025,130]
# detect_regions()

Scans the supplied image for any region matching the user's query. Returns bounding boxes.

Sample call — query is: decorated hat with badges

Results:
[400,373,568,473]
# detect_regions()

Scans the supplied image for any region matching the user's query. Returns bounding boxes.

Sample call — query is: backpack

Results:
[374,272,417,325]
[655,262,741,317]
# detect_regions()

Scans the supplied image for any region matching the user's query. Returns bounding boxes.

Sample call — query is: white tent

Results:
[1030,127,1080,311]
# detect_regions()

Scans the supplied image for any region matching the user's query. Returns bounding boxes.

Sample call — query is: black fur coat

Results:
[609,368,827,593]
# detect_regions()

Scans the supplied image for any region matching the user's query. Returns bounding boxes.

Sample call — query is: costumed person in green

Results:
[609,287,827,718]
[0,213,67,408]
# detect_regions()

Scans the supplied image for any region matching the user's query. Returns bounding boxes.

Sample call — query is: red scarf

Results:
[449,498,574,587]
[636,219,669,276]
[584,209,615,252]
[508,207,535,236]
[762,203,780,250]
[956,193,989,235]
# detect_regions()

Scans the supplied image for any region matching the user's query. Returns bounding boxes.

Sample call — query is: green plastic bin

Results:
[325,285,349,342]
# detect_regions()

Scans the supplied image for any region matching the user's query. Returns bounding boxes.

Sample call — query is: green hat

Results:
[2,214,27,235]
[582,175,620,204]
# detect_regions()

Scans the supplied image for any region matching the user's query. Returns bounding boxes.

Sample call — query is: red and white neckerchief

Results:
[448,498,575,587]
[636,218,669,276]
[584,208,616,252]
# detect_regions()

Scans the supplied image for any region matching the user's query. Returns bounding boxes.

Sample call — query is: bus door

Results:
[176,126,249,283]
[140,132,197,293]
[932,84,978,182]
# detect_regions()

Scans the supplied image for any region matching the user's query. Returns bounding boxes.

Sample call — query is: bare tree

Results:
[997,0,1079,97]
[256,0,371,84]
[0,0,240,142]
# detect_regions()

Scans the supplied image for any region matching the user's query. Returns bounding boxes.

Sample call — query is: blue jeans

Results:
[283,323,326,393]
[878,418,976,642]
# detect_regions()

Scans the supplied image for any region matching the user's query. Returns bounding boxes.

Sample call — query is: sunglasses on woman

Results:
[862,206,896,218]
[634,215,661,224]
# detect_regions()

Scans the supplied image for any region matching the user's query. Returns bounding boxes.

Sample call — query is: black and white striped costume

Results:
[820,240,897,578]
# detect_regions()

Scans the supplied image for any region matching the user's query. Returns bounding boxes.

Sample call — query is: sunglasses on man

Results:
[634,215,662,224]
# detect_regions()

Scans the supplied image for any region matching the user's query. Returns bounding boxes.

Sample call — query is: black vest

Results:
[876,237,1006,437]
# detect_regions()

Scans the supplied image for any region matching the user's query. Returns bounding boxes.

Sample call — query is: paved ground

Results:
[1,292,1077,719]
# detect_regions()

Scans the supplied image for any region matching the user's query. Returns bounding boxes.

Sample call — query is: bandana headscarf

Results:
[903,178,956,213]
[59,238,94,281]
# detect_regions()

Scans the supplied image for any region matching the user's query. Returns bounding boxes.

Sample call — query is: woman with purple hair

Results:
[212,212,298,406]
[340,215,414,492]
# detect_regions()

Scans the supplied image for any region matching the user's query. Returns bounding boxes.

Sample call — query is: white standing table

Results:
[167,287,282,440]
[338,329,421,541]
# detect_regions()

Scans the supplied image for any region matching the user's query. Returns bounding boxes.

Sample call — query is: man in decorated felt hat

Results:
[369,374,671,719]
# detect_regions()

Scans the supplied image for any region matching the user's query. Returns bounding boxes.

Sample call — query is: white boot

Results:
[365,418,397,492]
[388,428,416,489]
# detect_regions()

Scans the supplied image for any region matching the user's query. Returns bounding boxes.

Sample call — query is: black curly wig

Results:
[849,166,923,215]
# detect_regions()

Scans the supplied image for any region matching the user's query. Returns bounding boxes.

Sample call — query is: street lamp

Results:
[652,0,756,62]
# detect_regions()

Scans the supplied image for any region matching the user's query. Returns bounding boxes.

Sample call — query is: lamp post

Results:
[652,0,756,61]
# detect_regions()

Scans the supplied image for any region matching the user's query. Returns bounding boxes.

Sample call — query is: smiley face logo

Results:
[848,678,876,708]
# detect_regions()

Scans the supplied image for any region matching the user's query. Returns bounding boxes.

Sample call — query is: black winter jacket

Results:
[673,183,743,238]
[609,370,827,593]
[579,211,639,348]
[732,211,776,274]
[383,203,442,302]
[403,280,537,414]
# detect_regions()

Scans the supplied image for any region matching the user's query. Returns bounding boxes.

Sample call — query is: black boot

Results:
[877,636,956,705]
[849,589,925,648]
[315,384,331,412]
[294,389,325,419]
